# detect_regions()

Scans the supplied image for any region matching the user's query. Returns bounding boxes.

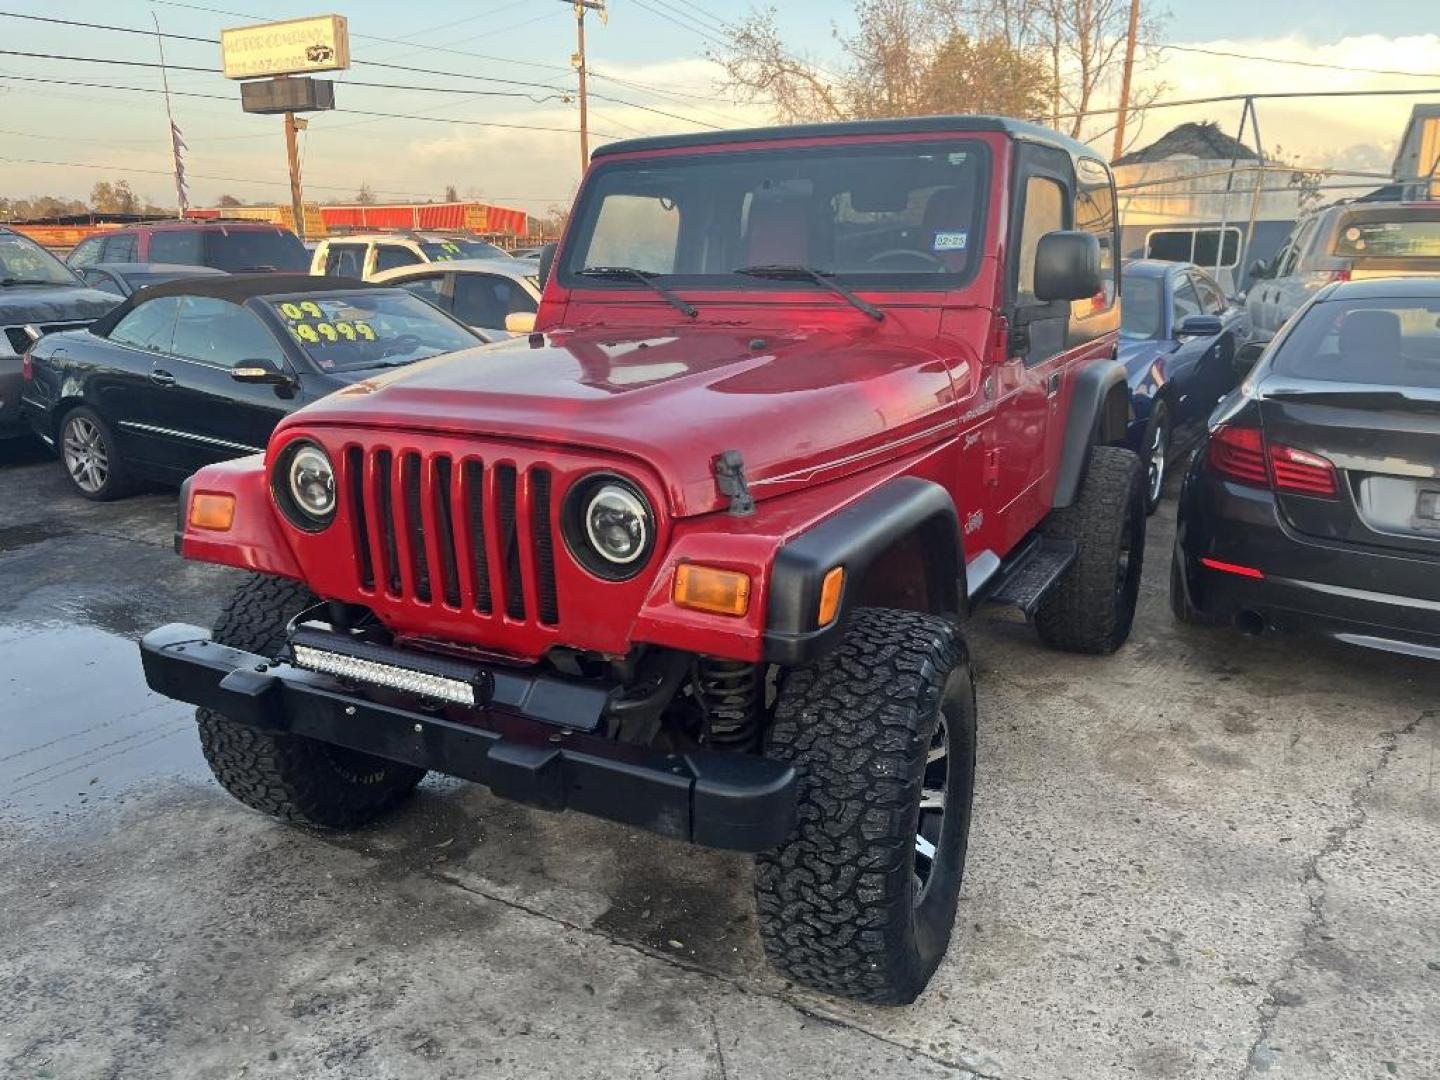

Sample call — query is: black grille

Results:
[344,447,558,627]
[496,464,526,621]
[532,469,559,625]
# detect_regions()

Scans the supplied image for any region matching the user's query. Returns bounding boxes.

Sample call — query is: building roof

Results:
[593,115,1098,162]
[1115,121,1259,166]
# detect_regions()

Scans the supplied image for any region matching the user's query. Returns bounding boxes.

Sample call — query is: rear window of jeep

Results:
[563,140,989,290]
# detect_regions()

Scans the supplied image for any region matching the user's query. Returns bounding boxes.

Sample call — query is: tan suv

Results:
[309,232,512,280]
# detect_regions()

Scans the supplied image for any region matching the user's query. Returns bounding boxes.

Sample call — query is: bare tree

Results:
[354,183,377,205]
[90,180,141,214]
[716,1,1050,124]
[217,194,244,207]
[444,184,460,202]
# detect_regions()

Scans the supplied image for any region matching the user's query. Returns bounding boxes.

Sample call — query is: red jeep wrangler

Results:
[141,116,1142,1005]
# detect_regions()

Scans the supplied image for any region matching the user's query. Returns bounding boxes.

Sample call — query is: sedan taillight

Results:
[1206,425,1339,500]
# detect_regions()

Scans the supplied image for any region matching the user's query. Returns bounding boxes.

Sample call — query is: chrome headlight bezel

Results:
[272,439,336,532]
[562,473,655,581]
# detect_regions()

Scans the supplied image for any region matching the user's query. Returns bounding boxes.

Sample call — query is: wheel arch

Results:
[1052,358,1131,510]
[762,476,963,666]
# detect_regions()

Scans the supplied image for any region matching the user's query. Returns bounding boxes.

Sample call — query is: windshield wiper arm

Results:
[574,266,697,318]
[0,277,54,287]
[732,264,884,322]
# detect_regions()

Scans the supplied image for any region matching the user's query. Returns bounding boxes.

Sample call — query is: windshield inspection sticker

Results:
[933,231,968,252]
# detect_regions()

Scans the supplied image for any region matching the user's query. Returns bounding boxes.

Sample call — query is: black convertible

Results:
[21,274,483,500]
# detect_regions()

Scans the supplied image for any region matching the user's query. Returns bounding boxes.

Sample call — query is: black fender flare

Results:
[1052,359,1130,510]
[762,476,962,666]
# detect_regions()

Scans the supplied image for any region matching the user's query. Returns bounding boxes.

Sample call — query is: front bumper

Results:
[1176,468,1440,661]
[139,624,798,852]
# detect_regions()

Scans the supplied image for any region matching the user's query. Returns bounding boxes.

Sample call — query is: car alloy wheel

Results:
[63,415,110,494]
[1147,410,1170,507]
[915,713,948,903]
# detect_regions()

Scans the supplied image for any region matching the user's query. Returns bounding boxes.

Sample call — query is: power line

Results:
[0,74,620,137]
[1146,40,1440,80]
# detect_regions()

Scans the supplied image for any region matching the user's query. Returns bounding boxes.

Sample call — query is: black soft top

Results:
[591,114,1098,164]
[89,273,377,336]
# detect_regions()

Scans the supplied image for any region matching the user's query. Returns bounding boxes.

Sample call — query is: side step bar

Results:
[982,536,1078,618]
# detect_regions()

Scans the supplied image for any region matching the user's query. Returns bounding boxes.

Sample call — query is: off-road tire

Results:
[1035,444,1145,654]
[197,573,426,828]
[755,608,977,1005]
[58,406,136,501]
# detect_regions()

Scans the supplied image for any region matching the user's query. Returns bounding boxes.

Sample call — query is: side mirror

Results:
[536,242,558,291]
[504,312,537,335]
[232,359,295,386]
[1177,314,1223,338]
[1033,231,1103,302]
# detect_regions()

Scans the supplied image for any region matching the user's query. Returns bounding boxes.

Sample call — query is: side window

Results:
[375,245,422,273]
[148,229,203,265]
[82,269,124,296]
[101,233,138,262]
[69,236,104,268]
[324,244,365,278]
[1015,176,1067,304]
[1075,157,1117,311]
[1278,220,1316,277]
[586,195,680,273]
[1171,277,1203,327]
[453,275,537,329]
[169,296,285,369]
[108,296,181,353]
[399,274,448,309]
[1192,273,1226,314]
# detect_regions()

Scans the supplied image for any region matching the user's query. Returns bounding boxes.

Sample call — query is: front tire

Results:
[1034,445,1146,654]
[755,608,976,1005]
[59,406,134,501]
[197,573,426,828]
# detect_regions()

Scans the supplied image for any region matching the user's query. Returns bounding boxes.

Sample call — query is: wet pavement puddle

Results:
[0,622,204,819]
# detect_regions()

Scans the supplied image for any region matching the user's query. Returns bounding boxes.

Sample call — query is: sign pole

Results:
[283,107,305,242]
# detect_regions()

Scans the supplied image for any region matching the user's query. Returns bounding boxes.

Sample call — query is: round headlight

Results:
[563,474,656,580]
[585,483,649,565]
[273,440,336,531]
[289,445,336,519]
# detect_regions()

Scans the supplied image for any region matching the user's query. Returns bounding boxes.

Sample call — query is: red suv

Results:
[66,221,309,273]
[141,116,1143,1004]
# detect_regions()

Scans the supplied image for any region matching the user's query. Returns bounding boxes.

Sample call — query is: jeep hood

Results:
[291,325,968,517]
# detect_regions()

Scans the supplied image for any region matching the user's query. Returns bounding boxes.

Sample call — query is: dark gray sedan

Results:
[76,262,225,297]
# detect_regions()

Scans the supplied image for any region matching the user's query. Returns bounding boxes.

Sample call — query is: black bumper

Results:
[1176,469,1440,661]
[140,624,798,852]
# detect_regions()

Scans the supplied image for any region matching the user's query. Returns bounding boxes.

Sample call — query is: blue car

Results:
[1120,260,1251,512]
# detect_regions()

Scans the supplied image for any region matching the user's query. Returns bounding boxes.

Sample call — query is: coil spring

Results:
[696,657,762,750]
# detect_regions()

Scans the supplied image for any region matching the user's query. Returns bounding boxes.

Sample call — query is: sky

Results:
[1,0,1439,219]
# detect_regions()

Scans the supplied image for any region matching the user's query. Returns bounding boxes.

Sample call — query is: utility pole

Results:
[563,0,606,177]
[1111,0,1141,163]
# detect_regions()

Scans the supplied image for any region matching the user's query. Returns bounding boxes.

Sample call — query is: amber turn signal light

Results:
[674,564,751,617]
[189,492,236,531]
[817,566,845,626]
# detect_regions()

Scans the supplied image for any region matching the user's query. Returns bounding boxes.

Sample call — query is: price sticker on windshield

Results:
[278,300,325,321]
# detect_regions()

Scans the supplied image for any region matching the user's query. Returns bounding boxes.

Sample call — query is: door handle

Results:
[150,369,176,387]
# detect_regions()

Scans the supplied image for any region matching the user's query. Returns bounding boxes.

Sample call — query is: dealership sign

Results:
[220,15,350,80]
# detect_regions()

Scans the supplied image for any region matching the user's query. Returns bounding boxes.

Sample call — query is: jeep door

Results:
[995,147,1118,549]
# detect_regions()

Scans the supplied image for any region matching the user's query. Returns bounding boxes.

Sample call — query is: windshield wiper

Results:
[0,277,55,287]
[575,266,697,318]
[732,264,884,322]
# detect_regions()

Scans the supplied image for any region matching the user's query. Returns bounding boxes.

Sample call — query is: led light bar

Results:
[291,644,477,706]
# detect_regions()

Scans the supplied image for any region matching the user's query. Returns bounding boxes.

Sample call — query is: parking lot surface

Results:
[2,443,1437,1080]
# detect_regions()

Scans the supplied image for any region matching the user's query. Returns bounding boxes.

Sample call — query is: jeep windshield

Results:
[260,289,482,372]
[0,232,81,286]
[560,140,988,291]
